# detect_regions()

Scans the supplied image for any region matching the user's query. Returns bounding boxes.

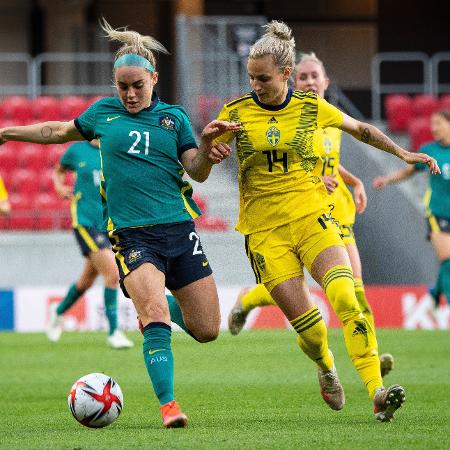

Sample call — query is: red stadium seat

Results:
[0,145,19,171]
[60,96,88,120]
[384,94,413,132]
[412,94,440,118]
[9,192,34,230]
[196,215,228,231]
[32,96,61,121]
[439,95,450,111]
[88,95,106,106]
[39,169,56,194]
[1,96,33,124]
[9,168,40,195]
[197,95,223,127]
[408,117,434,151]
[16,145,47,171]
[46,145,67,168]
[192,193,208,214]
[35,192,62,229]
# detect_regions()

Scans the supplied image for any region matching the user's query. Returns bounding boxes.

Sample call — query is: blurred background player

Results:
[373,110,450,311]
[0,174,11,216]
[215,20,439,421]
[228,52,394,378]
[47,139,134,349]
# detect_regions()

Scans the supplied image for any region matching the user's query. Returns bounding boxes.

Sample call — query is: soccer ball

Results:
[68,373,123,428]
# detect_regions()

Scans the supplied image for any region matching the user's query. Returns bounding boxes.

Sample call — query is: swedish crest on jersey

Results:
[159,115,175,130]
[266,126,280,147]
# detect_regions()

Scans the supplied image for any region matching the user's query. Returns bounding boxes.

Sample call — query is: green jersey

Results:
[416,141,450,218]
[74,94,201,231]
[59,141,103,228]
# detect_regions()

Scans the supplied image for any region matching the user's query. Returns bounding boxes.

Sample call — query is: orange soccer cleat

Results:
[160,400,188,429]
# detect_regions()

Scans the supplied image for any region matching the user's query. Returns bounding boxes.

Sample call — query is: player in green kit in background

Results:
[373,110,450,312]
[47,139,134,349]
[0,19,239,429]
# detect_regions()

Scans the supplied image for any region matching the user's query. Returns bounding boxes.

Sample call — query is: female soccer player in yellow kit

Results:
[215,21,439,421]
[228,52,394,378]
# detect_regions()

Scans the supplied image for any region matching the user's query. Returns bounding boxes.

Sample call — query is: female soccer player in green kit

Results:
[373,110,450,311]
[228,52,394,378]
[214,20,439,421]
[0,19,239,429]
[47,139,134,349]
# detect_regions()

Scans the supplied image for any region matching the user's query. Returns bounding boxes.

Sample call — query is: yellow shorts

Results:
[340,223,356,246]
[245,210,345,292]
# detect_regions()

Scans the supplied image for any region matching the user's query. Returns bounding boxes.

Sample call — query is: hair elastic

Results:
[113,53,155,72]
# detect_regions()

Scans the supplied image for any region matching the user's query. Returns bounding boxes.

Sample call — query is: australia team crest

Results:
[266,126,280,147]
[159,115,175,130]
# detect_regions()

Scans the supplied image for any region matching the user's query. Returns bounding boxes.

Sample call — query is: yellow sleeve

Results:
[317,97,344,129]
[0,177,8,201]
[214,105,236,145]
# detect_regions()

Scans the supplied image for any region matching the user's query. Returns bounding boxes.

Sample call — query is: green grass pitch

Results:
[1,329,449,449]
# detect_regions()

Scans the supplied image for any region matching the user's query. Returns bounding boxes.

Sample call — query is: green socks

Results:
[56,284,82,315]
[143,322,174,406]
[104,287,118,336]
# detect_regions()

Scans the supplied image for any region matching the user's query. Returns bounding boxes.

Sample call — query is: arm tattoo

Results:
[361,128,370,143]
[41,126,52,139]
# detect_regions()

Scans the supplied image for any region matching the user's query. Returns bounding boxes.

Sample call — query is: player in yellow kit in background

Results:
[215,21,439,421]
[228,52,394,377]
[0,175,11,216]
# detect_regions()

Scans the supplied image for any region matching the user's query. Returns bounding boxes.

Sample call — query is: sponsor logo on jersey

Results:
[78,161,86,168]
[106,115,121,122]
[267,116,278,124]
[127,249,142,264]
[323,133,332,154]
[160,115,175,130]
[266,126,280,147]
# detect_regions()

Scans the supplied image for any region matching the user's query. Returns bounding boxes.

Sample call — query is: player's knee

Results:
[104,272,120,288]
[193,327,219,343]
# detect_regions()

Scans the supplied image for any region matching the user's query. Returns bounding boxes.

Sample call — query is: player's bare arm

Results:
[0,120,83,145]
[340,113,440,175]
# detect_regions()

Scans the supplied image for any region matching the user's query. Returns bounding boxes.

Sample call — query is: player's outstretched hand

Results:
[353,180,367,214]
[403,151,440,174]
[201,120,241,143]
[372,176,389,190]
[208,142,232,164]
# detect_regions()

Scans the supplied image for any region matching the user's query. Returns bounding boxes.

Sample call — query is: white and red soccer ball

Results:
[68,373,123,428]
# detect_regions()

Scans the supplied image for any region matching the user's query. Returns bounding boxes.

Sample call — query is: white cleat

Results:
[318,355,345,411]
[46,303,62,342]
[107,330,134,349]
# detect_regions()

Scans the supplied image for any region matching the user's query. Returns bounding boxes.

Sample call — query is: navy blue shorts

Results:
[74,226,111,257]
[109,220,213,297]
[426,214,450,240]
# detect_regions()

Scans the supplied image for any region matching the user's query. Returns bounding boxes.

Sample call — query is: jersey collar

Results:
[251,87,293,111]
[143,91,159,112]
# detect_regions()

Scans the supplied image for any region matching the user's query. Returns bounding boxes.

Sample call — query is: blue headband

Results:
[113,54,155,72]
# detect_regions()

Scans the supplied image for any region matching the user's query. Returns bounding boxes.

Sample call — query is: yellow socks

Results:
[323,266,382,399]
[290,306,334,372]
[241,284,276,312]
[354,277,375,331]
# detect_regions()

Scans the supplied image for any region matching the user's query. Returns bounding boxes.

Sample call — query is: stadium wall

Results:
[0,285,448,332]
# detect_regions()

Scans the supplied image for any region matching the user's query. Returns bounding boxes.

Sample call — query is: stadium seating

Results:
[1,96,33,124]
[384,94,413,132]
[412,94,440,118]
[440,94,450,111]
[31,96,61,121]
[408,116,434,151]
[60,96,89,120]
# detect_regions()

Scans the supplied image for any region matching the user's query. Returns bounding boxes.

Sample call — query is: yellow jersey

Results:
[0,176,8,201]
[216,89,343,234]
[316,127,355,226]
